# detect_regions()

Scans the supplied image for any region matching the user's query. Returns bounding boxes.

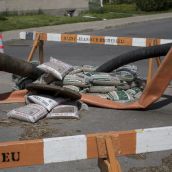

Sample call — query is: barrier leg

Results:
[156,57,161,67]
[39,40,44,64]
[27,33,40,62]
[147,58,154,85]
[97,136,122,172]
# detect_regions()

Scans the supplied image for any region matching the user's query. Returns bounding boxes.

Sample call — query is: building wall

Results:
[0,0,89,15]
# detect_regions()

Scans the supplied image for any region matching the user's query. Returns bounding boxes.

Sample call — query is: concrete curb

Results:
[2,12,172,41]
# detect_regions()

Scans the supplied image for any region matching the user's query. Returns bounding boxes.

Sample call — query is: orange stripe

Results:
[61,34,77,43]
[146,38,160,46]
[117,37,132,46]
[0,139,44,169]
[87,130,136,159]
[90,36,105,44]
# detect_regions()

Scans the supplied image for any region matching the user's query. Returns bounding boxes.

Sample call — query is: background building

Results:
[0,0,89,15]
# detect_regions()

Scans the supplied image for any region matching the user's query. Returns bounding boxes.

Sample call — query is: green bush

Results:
[111,0,135,4]
[0,15,8,21]
[135,0,169,11]
[168,0,172,7]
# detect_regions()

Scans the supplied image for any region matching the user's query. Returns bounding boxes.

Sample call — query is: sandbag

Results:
[7,104,48,123]
[46,105,79,119]
[108,90,134,103]
[27,94,68,111]
[88,86,116,93]
[37,57,73,80]
[26,83,81,100]
[63,74,90,87]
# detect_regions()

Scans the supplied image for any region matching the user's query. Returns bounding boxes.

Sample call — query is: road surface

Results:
[0,18,172,172]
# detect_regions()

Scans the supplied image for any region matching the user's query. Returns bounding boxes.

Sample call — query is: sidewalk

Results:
[2,12,172,41]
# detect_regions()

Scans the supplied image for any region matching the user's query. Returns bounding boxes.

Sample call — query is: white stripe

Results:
[105,36,118,45]
[132,38,146,47]
[77,35,90,44]
[43,135,87,163]
[47,33,61,42]
[136,126,172,154]
[160,39,172,45]
[20,32,26,40]
[0,49,4,53]
[33,32,36,40]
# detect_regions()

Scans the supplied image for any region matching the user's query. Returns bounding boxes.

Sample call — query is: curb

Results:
[2,12,172,41]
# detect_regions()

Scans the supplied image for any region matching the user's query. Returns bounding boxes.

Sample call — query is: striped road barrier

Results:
[0,34,4,53]
[0,126,172,169]
[20,31,172,47]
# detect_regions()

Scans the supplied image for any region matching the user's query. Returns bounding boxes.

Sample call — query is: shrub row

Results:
[135,0,171,11]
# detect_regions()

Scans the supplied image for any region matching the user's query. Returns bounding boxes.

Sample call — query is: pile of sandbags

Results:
[35,57,145,103]
[9,57,146,123]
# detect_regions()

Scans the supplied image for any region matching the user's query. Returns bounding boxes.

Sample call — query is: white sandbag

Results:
[37,57,73,80]
[7,104,48,123]
[27,94,68,111]
[46,105,79,119]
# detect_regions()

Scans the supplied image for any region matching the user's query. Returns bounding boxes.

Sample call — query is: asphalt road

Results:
[1,18,172,172]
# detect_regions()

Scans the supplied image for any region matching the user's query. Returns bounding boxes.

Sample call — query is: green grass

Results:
[0,15,98,32]
[0,3,172,32]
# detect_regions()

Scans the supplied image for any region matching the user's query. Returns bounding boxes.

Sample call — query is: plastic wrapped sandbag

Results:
[116,65,138,74]
[27,94,68,111]
[126,87,142,97]
[34,73,57,85]
[86,72,121,86]
[108,90,134,103]
[70,65,97,74]
[116,81,131,90]
[134,91,143,99]
[46,105,79,119]
[63,74,90,87]
[115,70,136,82]
[113,65,138,82]
[82,65,97,72]
[86,93,110,99]
[69,66,83,74]
[7,104,48,123]
[88,86,116,93]
[63,85,80,92]
[37,57,73,80]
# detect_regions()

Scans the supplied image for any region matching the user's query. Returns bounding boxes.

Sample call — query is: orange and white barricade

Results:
[0,126,172,171]
[0,34,4,53]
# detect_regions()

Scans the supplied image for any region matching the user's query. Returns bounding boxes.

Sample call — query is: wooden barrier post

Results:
[27,32,44,64]
[97,135,122,172]
[146,39,161,85]
[39,39,44,64]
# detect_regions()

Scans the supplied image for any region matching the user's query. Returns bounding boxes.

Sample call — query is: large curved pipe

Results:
[0,53,43,79]
[96,43,172,72]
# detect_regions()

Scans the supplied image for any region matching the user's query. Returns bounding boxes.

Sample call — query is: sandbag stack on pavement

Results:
[9,57,146,123]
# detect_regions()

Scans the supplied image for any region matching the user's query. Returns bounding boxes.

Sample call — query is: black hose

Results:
[96,43,172,72]
[0,53,43,79]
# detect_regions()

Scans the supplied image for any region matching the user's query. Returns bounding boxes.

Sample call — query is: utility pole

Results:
[100,0,103,7]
